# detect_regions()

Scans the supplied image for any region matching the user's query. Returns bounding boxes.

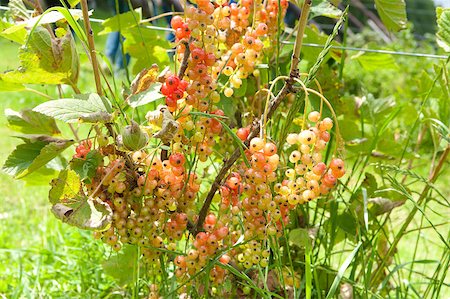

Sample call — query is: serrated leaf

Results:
[19,139,74,178]
[436,8,450,52]
[99,9,141,35]
[22,166,59,186]
[2,141,47,177]
[49,169,81,204]
[33,93,113,123]
[310,2,342,19]
[2,138,73,179]
[70,150,103,183]
[52,198,112,231]
[102,245,138,285]
[374,0,407,32]
[0,26,79,85]
[6,108,60,135]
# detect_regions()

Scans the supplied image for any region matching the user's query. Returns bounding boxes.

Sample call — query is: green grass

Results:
[0,38,121,298]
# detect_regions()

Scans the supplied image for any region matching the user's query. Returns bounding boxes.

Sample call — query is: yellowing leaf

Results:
[127,65,165,107]
[52,198,112,231]
[130,65,159,94]
[49,169,81,204]
[0,26,79,85]
[153,107,179,144]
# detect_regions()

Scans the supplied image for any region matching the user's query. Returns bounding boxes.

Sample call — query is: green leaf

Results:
[233,79,247,98]
[99,9,141,35]
[436,8,450,52]
[353,52,398,71]
[0,20,27,44]
[127,82,164,108]
[3,137,73,179]
[2,141,47,177]
[51,198,112,231]
[310,2,342,19]
[374,0,407,32]
[33,93,113,123]
[122,27,170,75]
[336,212,357,236]
[49,169,81,204]
[70,150,103,183]
[6,108,60,135]
[22,166,60,186]
[20,139,73,179]
[0,77,25,92]
[289,228,312,249]
[0,26,79,85]
[102,245,139,285]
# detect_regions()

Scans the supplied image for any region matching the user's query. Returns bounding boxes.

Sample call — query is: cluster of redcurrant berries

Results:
[275,111,345,205]
[160,75,189,111]
[73,140,92,159]
[174,213,230,284]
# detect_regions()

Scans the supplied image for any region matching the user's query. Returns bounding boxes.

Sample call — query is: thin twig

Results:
[177,38,192,79]
[80,0,102,96]
[141,11,183,23]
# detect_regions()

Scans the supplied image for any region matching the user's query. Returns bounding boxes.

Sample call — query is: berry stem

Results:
[177,38,193,79]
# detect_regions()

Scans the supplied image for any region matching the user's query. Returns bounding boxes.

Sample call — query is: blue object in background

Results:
[105,0,130,71]
[105,31,130,70]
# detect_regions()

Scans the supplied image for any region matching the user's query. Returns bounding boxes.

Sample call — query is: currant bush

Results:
[5,0,347,297]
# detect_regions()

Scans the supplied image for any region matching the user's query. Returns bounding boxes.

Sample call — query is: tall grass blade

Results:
[325,242,362,299]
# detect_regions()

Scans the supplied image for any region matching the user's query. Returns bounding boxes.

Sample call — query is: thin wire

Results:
[0,5,447,60]
[281,41,448,59]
